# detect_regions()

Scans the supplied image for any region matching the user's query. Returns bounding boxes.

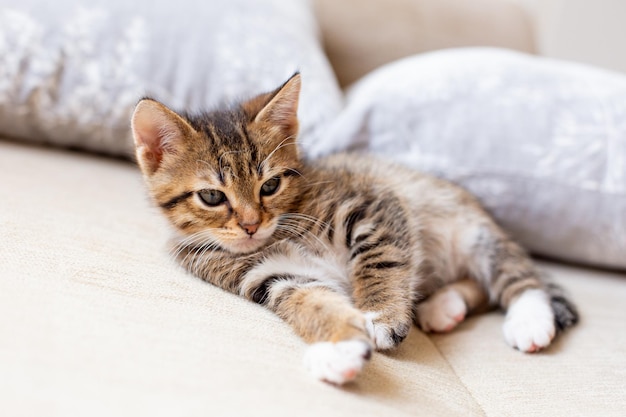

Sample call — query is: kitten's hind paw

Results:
[416,289,467,333]
[503,289,556,353]
[303,340,372,385]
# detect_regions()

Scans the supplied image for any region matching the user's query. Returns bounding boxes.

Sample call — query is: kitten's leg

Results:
[346,214,416,351]
[464,222,578,352]
[190,241,373,385]
[243,279,372,385]
[416,279,488,333]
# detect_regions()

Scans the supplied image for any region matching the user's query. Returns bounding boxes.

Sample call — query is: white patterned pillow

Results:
[0,0,341,157]
[309,48,626,269]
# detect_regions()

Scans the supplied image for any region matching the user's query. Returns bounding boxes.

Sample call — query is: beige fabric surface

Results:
[313,0,536,87]
[1,141,625,416]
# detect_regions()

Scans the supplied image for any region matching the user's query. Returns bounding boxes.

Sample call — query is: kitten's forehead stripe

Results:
[207,116,225,149]
[199,117,220,157]
[189,109,262,181]
[240,122,259,170]
[211,111,245,147]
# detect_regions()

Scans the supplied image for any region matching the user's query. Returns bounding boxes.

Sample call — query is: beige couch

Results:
[2,1,625,416]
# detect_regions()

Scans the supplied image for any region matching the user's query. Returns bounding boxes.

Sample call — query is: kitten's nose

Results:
[240,222,260,236]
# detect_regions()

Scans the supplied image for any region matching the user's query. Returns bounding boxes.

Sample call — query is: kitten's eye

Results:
[261,177,281,196]
[198,189,227,206]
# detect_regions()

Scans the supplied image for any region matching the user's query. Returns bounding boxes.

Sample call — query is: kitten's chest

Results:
[309,242,351,291]
[275,235,352,296]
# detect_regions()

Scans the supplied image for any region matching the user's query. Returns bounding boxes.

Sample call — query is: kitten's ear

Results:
[131,99,195,175]
[244,72,301,138]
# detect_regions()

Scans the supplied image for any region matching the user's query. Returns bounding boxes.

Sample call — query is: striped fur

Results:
[132,74,577,382]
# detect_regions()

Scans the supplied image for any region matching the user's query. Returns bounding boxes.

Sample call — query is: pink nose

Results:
[240,222,260,235]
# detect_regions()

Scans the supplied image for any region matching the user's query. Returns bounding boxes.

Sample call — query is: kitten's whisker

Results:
[277,220,331,252]
[181,241,211,269]
[196,159,216,172]
[218,150,246,181]
[173,232,221,267]
[276,226,334,263]
[280,212,332,231]
[285,167,305,179]
[170,231,217,259]
[259,136,298,173]
[171,231,213,250]
[190,241,221,273]
[180,246,201,270]
[171,235,206,259]
[191,241,221,276]
[279,212,322,225]
[304,180,335,187]
[201,244,230,271]
[275,224,308,242]
[278,223,347,280]
[188,240,210,274]
[278,217,332,248]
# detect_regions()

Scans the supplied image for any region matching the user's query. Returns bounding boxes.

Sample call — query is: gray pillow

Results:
[0,0,341,157]
[309,48,626,270]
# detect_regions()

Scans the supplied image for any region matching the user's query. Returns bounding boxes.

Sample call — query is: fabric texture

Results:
[0,0,342,158]
[2,141,626,417]
[309,48,626,270]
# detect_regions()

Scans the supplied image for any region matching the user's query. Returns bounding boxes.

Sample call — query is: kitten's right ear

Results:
[131,99,195,175]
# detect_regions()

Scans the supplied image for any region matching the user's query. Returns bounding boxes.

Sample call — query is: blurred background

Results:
[314,0,626,87]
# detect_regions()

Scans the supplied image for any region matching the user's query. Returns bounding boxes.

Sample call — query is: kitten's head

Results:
[132,73,303,254]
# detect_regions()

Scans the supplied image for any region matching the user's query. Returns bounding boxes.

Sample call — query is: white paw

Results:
[363,312,403,350]
[417,289,467,333]
[303,340,372,385]
[503,289,555,353]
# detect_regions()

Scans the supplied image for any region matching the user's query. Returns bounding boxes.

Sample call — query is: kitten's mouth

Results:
[232,236,267,252]
[228,224,275,254]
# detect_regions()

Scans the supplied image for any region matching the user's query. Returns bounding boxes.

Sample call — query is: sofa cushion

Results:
[309,48,626,270]
[1,140,625,416]
[0,141,481,416]
[0,0,341,158]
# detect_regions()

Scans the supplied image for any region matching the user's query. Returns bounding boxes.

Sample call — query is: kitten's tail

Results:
[546,282,579,332]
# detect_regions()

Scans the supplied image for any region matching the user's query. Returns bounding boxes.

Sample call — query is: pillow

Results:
[309,48,626,270]
[0,0,341,158]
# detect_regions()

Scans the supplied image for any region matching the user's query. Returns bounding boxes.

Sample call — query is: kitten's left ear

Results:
[244,72,301,138]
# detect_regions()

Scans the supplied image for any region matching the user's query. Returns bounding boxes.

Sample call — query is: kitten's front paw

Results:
[503,289,556,353]
[416,289,467,333]
[303,340,372,385]
[364,312,410,350]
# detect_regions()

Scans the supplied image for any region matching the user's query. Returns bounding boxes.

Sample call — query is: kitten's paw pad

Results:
[303,340,371,385]
[503,289,556,353]
[417,289,467,333]
[364,312,409,350]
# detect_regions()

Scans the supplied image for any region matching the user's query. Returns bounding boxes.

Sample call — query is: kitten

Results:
[131,73,578,385]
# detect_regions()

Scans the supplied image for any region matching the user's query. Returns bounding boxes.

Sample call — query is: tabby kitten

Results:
[132,73,577,385]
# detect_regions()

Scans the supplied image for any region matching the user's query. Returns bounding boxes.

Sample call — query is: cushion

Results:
[2,140,626,416]
[308,48,626,269]
[0,0,341,157]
